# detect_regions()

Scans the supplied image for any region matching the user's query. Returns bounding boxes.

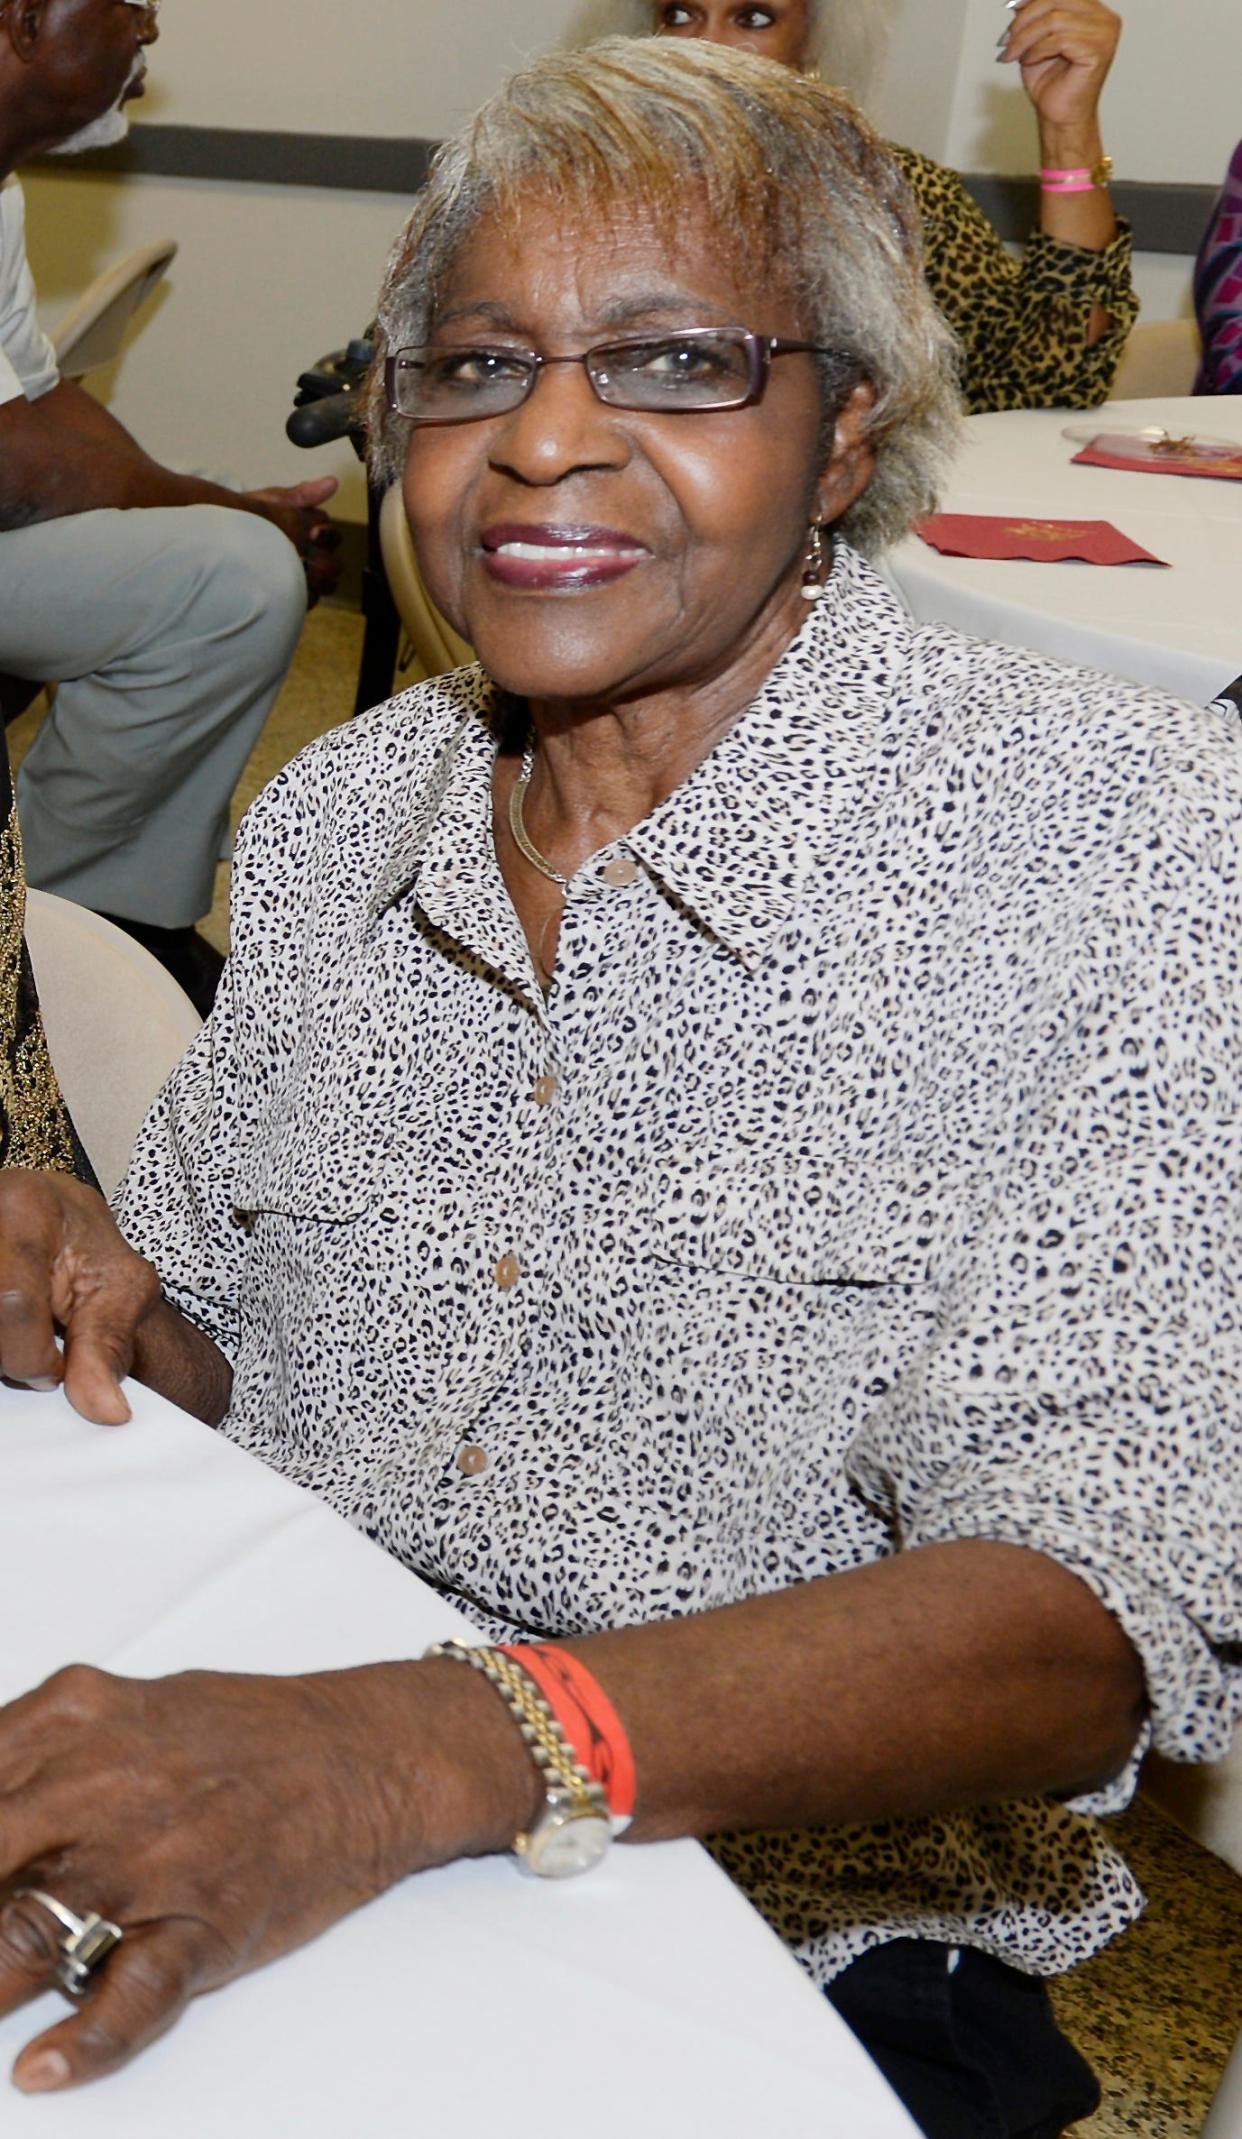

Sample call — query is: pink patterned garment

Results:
[1195,137,1242,395]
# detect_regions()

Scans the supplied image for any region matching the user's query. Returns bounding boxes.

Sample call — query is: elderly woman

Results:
[0,41,1236,2139]
[581,0,1138,410]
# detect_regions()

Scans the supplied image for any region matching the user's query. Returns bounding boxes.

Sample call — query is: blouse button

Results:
[457,1444,489,1477]
[532,1073,558,1107]
[602,856,638,888]
[494,1252,521,1290]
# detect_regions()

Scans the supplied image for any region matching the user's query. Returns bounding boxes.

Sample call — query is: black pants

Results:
[826,1940,1101,2139]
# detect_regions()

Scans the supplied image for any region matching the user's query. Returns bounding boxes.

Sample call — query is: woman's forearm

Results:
[1036,118,1117,251]
[564,1539,1145,1841]
[1002,0,1123,345]
[131,1294,234,1427]
[1036,120,1117,344]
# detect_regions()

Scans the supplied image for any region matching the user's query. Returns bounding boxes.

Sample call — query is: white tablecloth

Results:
[0,1381,915,2136]
[886,396,1242,705]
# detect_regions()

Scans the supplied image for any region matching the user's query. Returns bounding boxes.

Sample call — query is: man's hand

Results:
[0,387,345,593]
[0,1658,536,2092]
[0,1172,160,1425]
[246,476,343,603]
[1002,0,1122,132]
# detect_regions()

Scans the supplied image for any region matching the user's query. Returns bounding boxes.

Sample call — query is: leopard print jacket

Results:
[893,147,1139,413]
[0,744,92,1179]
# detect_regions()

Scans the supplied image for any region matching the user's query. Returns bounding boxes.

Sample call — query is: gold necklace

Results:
[509,739,570,890]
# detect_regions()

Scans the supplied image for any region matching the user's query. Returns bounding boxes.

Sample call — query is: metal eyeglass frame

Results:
[384,328,851,425]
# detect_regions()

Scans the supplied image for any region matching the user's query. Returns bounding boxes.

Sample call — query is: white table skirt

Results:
[0,1381,915,2136]
[885,396,1242,705]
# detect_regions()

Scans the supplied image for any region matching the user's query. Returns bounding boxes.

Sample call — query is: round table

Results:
[885,396,1242,706]
[0,1378,917,2138]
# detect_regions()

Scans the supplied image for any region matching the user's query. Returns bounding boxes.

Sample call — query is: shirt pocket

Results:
[621,1147,941,1290]
[229,1103,384,1225]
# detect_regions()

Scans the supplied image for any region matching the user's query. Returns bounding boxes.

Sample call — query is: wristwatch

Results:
[515,1781,612,1878]
[1091,154,1114,190]
[423,1639,612,1878]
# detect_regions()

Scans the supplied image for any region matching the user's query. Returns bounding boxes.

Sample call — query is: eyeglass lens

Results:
[390,330,760,421]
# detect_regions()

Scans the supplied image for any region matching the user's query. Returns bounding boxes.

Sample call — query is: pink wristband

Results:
[1040,167,1095,194]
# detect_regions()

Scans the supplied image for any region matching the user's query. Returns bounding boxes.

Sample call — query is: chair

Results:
[1144,1744,1242,1880]
[23,888,201,1198]
[1110,317,1202,400]
[50,236,178,383]
[378,483,476,684]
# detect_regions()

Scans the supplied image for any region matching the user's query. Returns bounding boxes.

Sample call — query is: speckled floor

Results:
[8,605,1241,2136]
[1054,1796,1241,2135]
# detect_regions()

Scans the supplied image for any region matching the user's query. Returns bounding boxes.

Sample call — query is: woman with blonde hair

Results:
[573,0,896,100]
[572,0,1137,410]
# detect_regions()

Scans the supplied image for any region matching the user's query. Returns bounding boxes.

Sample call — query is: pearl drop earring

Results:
[800,522,828,600]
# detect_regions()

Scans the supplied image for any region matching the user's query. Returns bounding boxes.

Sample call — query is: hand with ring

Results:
[0,1657,536,2092]
[2,1893,124,2001]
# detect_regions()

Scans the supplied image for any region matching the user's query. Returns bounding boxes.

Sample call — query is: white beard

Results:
[48,97,133,156]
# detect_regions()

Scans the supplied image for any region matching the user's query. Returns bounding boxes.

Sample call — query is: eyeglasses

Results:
[385,327,851,424]
[123,0,160,22]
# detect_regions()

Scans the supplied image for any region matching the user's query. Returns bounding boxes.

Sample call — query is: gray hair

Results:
[369,37,959,555]
[564,0,898,100]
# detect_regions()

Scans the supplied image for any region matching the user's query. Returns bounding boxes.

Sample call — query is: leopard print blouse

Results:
[0,744,92,1179]
[117,546,1240,1990]
[892,148,1139,413]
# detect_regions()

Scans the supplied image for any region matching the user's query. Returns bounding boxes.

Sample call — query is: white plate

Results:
[1060,421,1242,450]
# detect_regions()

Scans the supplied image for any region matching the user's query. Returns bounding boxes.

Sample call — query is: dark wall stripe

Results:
[38,124,1215,255]
[39,125,434,198]
[961,173,1217,257]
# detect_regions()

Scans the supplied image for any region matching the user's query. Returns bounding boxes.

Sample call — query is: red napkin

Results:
[1072,432,1242,481]
[914,512,1168,566]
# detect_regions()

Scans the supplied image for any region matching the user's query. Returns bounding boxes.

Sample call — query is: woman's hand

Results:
[0,1171,161,1425]
[0,1659,538,2093]
[1002,0,1122,134]
[0,1171,233,1427]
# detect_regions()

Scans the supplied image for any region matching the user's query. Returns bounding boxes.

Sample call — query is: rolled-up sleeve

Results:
[892,150,1139,412]
[848,834,1242,1807]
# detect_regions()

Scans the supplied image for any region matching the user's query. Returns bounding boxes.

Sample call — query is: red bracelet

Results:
[499,1642,637,1820]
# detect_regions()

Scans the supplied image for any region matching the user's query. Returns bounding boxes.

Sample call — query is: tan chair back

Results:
[1144,1742,1242,1879]
[52,238,179,383]
[23,889,201,1198]
[1110,318,1202,400]
[379,485,476,683]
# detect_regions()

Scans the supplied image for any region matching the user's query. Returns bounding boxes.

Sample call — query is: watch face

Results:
[522,1809,611,1879]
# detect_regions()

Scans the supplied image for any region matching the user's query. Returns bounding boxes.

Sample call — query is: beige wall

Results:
[22,0,1237,520]
[25,169,415,521]
[124,0,582,137]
